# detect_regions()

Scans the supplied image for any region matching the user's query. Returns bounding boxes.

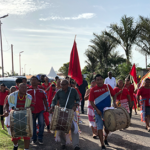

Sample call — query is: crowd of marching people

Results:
[0,71,150,150]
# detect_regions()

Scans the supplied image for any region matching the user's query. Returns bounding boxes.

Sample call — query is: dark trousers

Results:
[0,105,3,121]
[81,95,85,113]
[129,101,134,118]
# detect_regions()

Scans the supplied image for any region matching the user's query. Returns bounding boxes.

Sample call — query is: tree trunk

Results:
[125,49,130,64]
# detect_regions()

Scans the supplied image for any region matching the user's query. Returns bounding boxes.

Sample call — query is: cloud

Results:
[27,34,89,41]
[13,27,94,36]
[0,0,50,15]
[39,13,96,21]
[13,28,72,34]
[13,24,105,36]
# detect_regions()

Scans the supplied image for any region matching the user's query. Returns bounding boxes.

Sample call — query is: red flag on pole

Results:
[130,64,137,84]
[68,39,83,86]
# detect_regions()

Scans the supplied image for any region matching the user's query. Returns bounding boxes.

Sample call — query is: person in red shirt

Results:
[27,76,48,145]
[89,74,116,150]
[15,78,22,90]
[70,81,82,124]
[37,79,45,89]
[70,81,82,100]
[46,84,56,132]
[48,84,56,107]
[85,80,98,139]
[4,83,34,150]
[56,79,61,91]
[42,76,51,98]
[125,78,135,118]
[114,80,131,114]
[3,86,17,115]
[0,83,9,129]
[137,78,150,132]
[22,78,30,89]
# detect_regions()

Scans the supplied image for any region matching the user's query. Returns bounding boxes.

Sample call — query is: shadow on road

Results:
[121,129,150,137]
[132,117,141,121]
[109,133,150,150]
[130,123,145,129]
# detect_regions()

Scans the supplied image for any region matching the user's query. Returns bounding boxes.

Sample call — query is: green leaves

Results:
[58,62,69,76]
[136,16,150,56]
[106,15,140,63]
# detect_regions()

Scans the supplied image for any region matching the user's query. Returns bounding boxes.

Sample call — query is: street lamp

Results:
[24,64,26,75]
[0,14,9,77]
[19,51,24,75]
[22,68,23,75]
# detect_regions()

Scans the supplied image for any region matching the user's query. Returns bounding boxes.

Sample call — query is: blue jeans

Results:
[94,110,104,130]
[32,110,44,141]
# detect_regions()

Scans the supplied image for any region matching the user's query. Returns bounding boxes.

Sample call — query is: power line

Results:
[2,29,11,52]
[3,47,11,52]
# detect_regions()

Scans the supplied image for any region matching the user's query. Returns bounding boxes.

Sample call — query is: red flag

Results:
[130,64,137,84]
[48,83,56,107]
[68,40,83,86]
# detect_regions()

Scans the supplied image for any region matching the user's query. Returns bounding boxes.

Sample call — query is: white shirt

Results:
[104,77,116,89]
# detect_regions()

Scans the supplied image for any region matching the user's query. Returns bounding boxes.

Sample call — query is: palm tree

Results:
[84,49,97,73]
[105,15,140,64]
[88,32,118,75]
[136,16,150,55]
[107,51,126,77]
[107,51,126,68]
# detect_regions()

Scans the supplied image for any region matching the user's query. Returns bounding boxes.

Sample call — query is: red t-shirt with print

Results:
[89,84,115,102]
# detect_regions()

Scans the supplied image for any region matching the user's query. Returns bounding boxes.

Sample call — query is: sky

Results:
[0,0,150,75]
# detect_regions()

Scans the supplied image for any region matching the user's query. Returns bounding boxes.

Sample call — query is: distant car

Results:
[11,76,26,79]
[36,74,46,81]
[11,76,31,85]
[0,77,17,88]
[36,74,53,83]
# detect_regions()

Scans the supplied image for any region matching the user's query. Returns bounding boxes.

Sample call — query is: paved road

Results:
[30,104,150,150]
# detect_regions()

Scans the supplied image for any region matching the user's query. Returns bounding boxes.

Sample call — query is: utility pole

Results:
[0,21,4,77]
[146,54,147,69]
[19,51,24,75]
[0,14,8,77]
[11,44,14,75]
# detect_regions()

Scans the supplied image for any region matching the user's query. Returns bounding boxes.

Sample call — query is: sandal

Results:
[93,135,98,139]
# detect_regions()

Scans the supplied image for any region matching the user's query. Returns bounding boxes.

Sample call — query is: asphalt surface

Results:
[30,103,150,150]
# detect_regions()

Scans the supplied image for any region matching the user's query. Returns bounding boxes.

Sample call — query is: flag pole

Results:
[74,35,76,41]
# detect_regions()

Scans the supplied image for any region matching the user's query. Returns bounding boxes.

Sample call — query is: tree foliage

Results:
[58,62,69,76]
[84,49,98,73]
[116,62,132,80]
[82,66,90,74]
[105,15,140,63]
[136,16,150,56]
[85,32,123,79]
